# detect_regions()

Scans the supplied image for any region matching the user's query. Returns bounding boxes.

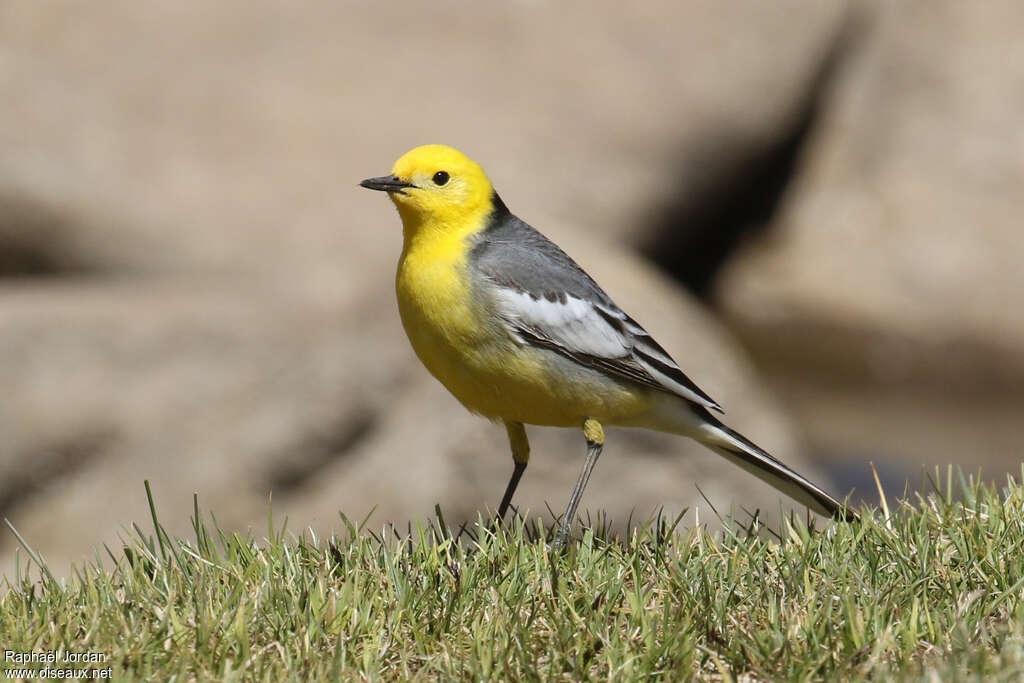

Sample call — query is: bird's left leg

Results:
[554,418,605,549]
[496,420,530,522]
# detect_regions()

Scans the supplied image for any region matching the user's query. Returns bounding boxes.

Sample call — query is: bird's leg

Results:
[554,418,605,549]
[496,421,530,523]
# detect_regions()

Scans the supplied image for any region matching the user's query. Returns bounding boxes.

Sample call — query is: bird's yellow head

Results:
[360,145,497,240]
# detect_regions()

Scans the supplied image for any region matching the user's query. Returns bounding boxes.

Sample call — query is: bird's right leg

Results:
[496,420,529,522]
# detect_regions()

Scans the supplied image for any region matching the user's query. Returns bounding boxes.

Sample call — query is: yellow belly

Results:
[395,242,652,427]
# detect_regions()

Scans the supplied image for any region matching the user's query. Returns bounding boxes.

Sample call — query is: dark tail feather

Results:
[694,409,856,521]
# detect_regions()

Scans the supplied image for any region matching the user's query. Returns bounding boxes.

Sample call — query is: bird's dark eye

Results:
[433,171,450,186]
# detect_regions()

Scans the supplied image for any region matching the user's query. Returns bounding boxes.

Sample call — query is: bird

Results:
[360,144,853,547]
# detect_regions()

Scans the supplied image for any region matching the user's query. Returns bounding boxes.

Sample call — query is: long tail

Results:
[689,406,856,521]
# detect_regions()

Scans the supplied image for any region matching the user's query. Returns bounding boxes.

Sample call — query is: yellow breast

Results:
[395,230,498,405]
[396,234,480,354]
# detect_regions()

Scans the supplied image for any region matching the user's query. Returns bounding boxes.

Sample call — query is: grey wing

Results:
[471,216,723,413]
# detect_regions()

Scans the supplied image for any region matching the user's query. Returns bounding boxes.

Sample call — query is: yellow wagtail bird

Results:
[361,144,853,546]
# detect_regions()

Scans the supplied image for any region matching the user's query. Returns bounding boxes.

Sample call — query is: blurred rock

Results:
[716,1,1024,475]
[0,0,849,575]
[0,0,850,273]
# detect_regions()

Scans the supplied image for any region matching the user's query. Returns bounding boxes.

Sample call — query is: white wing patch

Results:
[491,288,630,359]
[488,283,722,412]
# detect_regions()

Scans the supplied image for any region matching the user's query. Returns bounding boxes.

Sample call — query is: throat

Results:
[399,218,473,266]
[397,216,477,315]
[393,201,495,321]
[397,201,490,252]
[396,225,482,364]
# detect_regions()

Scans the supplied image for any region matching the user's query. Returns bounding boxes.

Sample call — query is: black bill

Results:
[359,175,414,193]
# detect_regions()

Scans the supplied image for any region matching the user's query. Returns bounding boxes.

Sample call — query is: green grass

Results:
[3,470,1024,681]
